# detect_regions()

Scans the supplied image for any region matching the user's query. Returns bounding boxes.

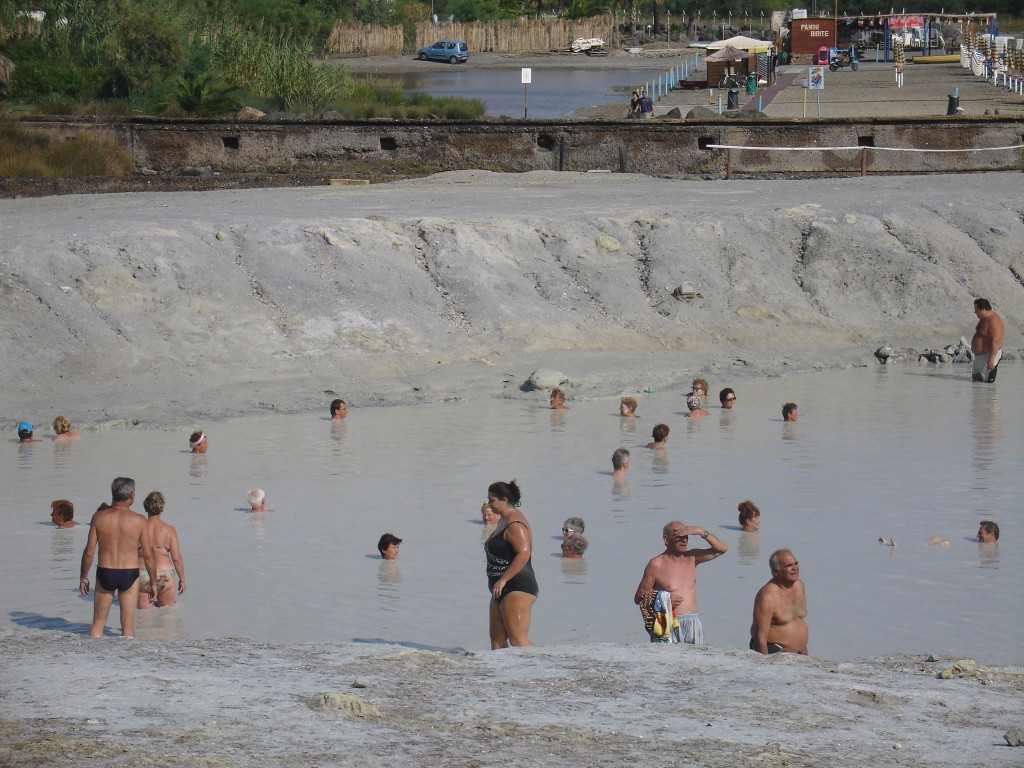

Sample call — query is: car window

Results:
[445,42,455,49]
[459,43,467,52]
[432,42,443,49]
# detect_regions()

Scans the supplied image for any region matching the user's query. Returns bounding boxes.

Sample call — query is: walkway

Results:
[741,71,800,111]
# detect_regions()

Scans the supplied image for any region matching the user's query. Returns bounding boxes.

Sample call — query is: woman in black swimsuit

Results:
[485,480,538,648]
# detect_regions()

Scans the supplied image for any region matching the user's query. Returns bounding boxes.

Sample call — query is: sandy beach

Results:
[2,54,1024,764]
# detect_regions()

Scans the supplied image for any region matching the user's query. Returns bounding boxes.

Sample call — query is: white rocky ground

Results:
[1,630,1022,768]
[1,171,1021,430]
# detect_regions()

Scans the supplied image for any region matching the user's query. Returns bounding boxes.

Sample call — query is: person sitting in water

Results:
[52,415,81,441]
[612,448,630,478]
[330,398,348,420]
[549,388,569,410]
[562,517,585,539]
[738,500,761,533]
[719,388,736,409]
[50,499,78,528]
[481,500,499,526]
[17,422,40,443]
[685,393,709,419]
[619,396,638,418]
[782,403,799,422]
[978,520,999,544]
[647,423,670,449]
[561,534,588,559]
[691,378,709,398]
[247,488,269,512]
[378,532,402,560]
[189,431,208,454]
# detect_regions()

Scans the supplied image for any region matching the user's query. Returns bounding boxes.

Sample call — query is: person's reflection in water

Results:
[51,527,76,562]
[970,387,1003,478]
[652,452,669,474]
[246,510,267,540]
[549,409,566,429]
[330,419,348,444]
[377,559,402,594]
[738,532,761,565]
[139,602,189,641]
[189,454,207,479]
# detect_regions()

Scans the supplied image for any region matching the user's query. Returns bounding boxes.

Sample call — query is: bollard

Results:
[718,96,723,114]
[758,95,763,111]
[727,88,739,110]
[946,94,959,115]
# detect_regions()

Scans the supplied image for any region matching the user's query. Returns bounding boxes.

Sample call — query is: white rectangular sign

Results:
[521,67,532,84]
[808,66,825,90]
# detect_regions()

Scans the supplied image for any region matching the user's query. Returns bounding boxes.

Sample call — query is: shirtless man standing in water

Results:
[634,521,728,643]
[750,549,808,655]
[80,477,157,637]
[971,298,1004,382]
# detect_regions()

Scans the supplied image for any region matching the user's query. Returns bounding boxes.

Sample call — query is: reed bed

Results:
[325,15,615,56]
[326,22,405,57]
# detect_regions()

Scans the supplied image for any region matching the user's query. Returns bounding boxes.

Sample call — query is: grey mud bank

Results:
[1,171,1022,430]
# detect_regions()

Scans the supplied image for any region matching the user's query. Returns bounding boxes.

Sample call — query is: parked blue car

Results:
[417,40,469,64]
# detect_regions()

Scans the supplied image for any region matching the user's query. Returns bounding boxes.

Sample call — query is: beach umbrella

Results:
[705,45,748,61]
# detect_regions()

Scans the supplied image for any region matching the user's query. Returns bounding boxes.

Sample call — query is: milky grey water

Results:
[399,67,665,118]
[6,364,1021,662]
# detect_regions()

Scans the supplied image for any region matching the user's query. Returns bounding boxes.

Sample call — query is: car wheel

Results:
[851,62,859,71]
[449,56,458,64]
[419,53,428,61]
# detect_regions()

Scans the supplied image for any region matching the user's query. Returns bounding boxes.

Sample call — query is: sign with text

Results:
[521,68,532,84]
[808,66,825,90]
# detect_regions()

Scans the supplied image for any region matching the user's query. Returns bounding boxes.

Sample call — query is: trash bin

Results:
[947,94,960,116]
[727,88,739,110]
[746,72,757,95]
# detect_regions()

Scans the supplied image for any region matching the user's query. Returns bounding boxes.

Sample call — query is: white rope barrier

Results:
[708,144,1024,153]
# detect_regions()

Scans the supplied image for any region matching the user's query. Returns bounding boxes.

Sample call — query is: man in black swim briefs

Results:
[80,477,158,638]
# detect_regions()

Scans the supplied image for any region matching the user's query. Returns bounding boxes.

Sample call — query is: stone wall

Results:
[20,115,1024,177]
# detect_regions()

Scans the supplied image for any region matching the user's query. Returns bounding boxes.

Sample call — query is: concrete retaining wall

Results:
[21,115,1024,177]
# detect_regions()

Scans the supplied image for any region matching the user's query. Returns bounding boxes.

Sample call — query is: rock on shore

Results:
[1,171,1022,429]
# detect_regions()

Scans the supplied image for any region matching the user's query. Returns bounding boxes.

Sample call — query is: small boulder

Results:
[1004,729,1024,747]
[236,106,266,121]
[304,692,382,717]
[663,107,683,119]
[687,106,718,120]
[523,369,570,392]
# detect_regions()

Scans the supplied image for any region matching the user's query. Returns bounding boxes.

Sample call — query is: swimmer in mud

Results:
[646,423,669,449]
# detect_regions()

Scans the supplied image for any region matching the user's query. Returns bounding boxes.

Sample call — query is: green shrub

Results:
[10,59,106,98]
[0,116,135,177]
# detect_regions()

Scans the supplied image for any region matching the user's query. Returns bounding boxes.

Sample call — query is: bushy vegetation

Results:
[0,0,486,118]
[0,109,135,175]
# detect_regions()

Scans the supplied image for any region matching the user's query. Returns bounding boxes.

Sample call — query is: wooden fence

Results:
[326,16,616,56]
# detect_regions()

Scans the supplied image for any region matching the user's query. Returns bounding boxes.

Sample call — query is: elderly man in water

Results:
[750,549,809,655]
[634,521,727,644]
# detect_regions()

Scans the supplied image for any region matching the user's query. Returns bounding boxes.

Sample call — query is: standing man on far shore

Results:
[971,298,1004,383]
[750,549,808,655]
[80,477,157,637]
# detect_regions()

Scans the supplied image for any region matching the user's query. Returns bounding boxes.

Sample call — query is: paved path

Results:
[741,71,799,111]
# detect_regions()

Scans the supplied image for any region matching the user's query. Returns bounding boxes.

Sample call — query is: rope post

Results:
[860,147,867,177]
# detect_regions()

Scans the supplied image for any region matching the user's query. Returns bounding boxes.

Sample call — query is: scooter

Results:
[829,47,859,71]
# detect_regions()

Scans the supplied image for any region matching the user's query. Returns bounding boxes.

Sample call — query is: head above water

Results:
[612,448,630,471]
[691,378,709,396]
[738,500,761,529]
[248,488,266,508]
[978,520,999,543]
[53,415,72,434]
[652,423,670,442]
[562,516,585,536]
[561,534,588,558]
[17,421,33,440]
[619,396,637,415]
[330,398,347,418]
[720,387,736,407]
[51,499,74,524]
[686,393,703,411]
[189,430,208,452]
[377,532,402,559]
[782,403,799,421]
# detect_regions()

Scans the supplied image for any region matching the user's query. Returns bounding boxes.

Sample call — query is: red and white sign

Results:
[888,15,924,29]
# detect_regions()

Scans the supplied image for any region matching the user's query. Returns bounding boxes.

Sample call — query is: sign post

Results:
[521,68,532,119]
[808,65,825,117]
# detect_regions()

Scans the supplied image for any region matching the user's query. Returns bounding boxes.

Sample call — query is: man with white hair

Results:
[247,488,269,512]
